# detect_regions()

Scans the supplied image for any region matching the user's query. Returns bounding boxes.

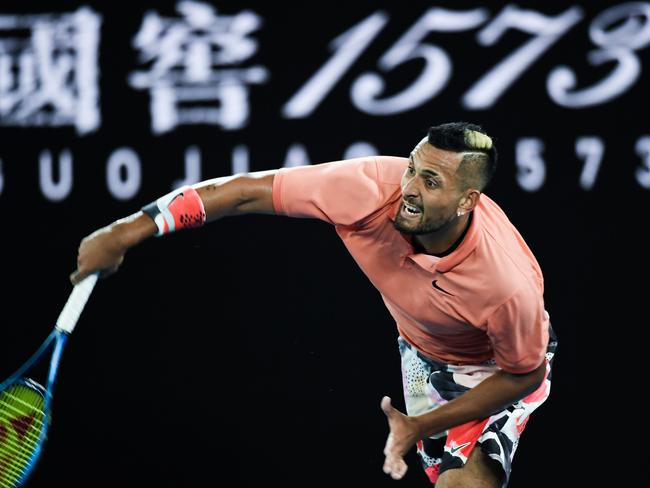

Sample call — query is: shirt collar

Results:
[389,198,483,273]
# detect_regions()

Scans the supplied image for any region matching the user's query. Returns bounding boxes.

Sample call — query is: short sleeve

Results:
[486,287,549,374]
[272,157,383,226]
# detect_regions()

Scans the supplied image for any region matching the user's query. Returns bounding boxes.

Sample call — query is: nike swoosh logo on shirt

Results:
[432,280,454,296]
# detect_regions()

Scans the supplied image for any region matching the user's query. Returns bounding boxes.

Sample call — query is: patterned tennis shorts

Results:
[398,326,557,487]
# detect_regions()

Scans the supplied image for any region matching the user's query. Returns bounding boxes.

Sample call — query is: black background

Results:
[0,1,646,486]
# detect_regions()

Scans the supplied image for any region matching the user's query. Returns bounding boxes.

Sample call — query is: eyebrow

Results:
[409,155,441,178]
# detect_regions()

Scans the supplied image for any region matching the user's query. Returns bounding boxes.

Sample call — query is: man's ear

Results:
[459,189,481,214]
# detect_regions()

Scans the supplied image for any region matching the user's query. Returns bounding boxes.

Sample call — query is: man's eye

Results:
[426,179,436,188]
[408,166,415,174]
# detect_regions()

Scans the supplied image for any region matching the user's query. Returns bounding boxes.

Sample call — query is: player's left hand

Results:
[380,396,422,480]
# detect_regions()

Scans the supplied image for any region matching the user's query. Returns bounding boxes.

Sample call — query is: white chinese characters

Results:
[0,7,101,134]
[129,1,269,134]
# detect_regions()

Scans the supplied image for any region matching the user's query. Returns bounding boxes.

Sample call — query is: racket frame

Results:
[0,274,96,486]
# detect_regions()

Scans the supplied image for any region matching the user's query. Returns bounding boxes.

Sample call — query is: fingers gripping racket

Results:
[0,274,98,487]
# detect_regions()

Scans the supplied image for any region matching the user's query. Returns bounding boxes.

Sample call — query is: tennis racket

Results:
[0,274,98,487]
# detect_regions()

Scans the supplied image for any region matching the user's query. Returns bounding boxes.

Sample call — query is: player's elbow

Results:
[512,359,547,394]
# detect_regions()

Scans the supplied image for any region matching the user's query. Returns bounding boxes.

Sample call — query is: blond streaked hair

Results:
[464,129,493,151]
[426,122,498,191]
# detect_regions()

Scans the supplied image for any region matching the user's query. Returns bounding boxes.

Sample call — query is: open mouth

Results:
[401,202,422,218]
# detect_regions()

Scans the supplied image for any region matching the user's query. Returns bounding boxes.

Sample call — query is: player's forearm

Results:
[413,361,546,439]
[71,171,277,284]
[110,212,158,248]
[111,171,276,247]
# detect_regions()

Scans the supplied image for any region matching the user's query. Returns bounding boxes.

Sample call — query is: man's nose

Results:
[402,175,419,197]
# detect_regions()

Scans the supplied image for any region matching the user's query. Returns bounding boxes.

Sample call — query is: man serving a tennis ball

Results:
[71,122,557,488]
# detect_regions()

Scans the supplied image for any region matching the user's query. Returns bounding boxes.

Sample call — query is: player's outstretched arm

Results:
[70,171,277,285]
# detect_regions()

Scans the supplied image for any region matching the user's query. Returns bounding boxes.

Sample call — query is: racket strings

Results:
[0,393,46,429]
[0,434,39,464]
[0,458,29,487]
[0,384,48,487]
[0,392,46,451]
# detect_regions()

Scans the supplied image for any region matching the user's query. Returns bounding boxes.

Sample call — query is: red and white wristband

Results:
[141,185,206,236]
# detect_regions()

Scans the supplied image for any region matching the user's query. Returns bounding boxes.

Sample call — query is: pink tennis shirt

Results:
[272,156,550,374]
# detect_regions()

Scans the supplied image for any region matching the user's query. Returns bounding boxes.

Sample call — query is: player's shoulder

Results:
[476,195,520,241]
[475,195,544,296]
[477,194,509,219]
[374,155,408,185]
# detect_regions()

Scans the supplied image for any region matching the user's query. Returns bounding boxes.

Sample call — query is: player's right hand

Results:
[381,396,421,480]
[70,225,127,285]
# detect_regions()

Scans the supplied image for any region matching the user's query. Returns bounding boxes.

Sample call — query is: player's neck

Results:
[413,212,472,257]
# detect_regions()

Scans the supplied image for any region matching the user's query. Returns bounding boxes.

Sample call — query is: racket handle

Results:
[56,273,99,334]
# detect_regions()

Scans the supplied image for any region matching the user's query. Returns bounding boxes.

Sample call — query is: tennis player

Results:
[71,122,557,488]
